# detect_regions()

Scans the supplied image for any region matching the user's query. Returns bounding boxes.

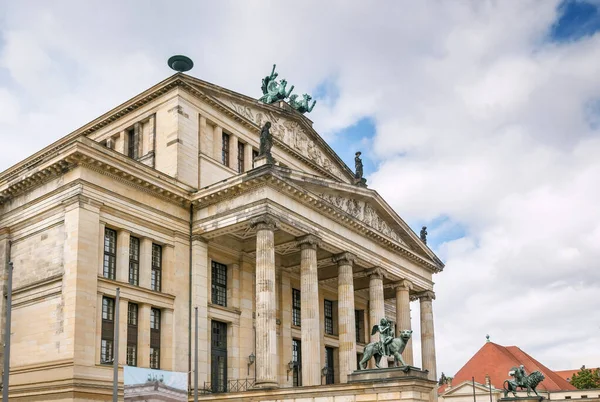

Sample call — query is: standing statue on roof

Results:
[258,122,274,164]
[420,226,428,244]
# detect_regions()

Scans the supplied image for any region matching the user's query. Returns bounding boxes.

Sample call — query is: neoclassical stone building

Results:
[0,72,444,401]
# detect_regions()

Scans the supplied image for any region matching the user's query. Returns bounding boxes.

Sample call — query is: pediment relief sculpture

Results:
[220,97,346,181]
[315,192,408,247]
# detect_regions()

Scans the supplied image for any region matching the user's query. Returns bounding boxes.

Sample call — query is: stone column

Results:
[367,267,387,368]
[419,291,438,401]
[394,280,413,366]
[334,252,357,383]
[297,234,322,386]
[251,216,278,389]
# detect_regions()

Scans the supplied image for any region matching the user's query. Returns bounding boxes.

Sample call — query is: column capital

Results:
[296,234,322,250]
[333,252,356,267]
[415,290,436,302]
[250,215,278,231]
[392,279,413,291]
[366,267,386,280]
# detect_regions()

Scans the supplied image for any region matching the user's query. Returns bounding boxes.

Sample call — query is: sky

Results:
[1,0,600,377]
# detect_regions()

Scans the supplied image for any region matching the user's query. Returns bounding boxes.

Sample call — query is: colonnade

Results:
[251,216,437,387]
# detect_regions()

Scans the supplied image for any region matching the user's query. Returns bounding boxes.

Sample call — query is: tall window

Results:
[252,149,259,168]
[151,244,162,292]
[237,142,245,173]
[292,289,301,326]
[127,303,138,366]
[127,127,138,159]
[324,300,334,335]
[150,308,161,369]
[292,339,302,386]
[211,261,227,307]
[129,236,140,286]
[355,310,364,343]
[101,297,115,364]
[221,132,230,166]
[103,228,117,280]
[325,347,335,384]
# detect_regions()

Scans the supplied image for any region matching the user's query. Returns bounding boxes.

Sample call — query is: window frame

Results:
[237,141,245,173]
[292,288,301,327]
[355,309,365,343]
[221,132,230,166]
[151,244,162,292]
[292,339,302,387]
[103,228,117,280]
[127,302,138,366]
[127,127,138,159]
[129,236,140,286]
[211,261,227,307]
[101,297,115,364]
[324,299,334,335]
[325,346,335,384]
[150,308,161,369]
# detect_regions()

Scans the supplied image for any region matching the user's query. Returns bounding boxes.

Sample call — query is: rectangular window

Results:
[252,149,259,168]
[150,308,161,369]
[324,300,334,335]
[151,244,162,292]
[221,132,230,166]
[292,339,302,386]
[129,236,140,286]
[325,347,335,385]
[127,127,138,159]
[237,142,245,173]
[292,288,301,326]
[103,228,117,280]
[211,261,227,307]
[127,303,138,366]
[355,310,364,343]
[101,297,115,364]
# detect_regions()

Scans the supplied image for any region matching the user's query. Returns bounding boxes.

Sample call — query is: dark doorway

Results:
[211,321,227,392]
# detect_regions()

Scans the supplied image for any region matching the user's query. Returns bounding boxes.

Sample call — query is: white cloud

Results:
[1,0,599,376]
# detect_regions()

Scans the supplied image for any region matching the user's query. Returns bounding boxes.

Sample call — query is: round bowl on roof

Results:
[167,55,194,72]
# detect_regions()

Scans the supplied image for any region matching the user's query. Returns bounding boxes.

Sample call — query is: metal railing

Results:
[194,378,256,394]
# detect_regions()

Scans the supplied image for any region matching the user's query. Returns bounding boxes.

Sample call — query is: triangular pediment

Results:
[442,381,494,396]
[179,74,356,184]
[279,171,444,270]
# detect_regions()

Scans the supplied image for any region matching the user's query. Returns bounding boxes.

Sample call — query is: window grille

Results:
[101,297,115,364]
[324,300,334,335]
[222,133,230,166]
[211,261,227,307]
[151,244,162,292]
[292,289,301,326]
[129,236,140,286]
[103,228,117,280]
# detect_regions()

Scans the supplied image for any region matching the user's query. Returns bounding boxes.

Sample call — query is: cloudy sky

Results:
[1,0,599,376]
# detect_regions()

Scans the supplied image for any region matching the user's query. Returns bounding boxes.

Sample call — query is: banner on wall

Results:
[124,366,188,401]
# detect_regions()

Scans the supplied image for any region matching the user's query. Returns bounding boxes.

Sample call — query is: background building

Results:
[0,71,443,401]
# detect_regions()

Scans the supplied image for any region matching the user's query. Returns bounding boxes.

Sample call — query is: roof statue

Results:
[354,151,367,187]
[358,317,413,369]
[420,226,428,244]
[289,93,316,114]
[258,122,274,164]
[259,64,294,104]
[503,365,545,398]
[259,64,317,114]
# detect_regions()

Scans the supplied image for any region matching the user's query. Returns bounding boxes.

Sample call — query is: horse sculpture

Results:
[359,330,413,369]
[503,370,545,397]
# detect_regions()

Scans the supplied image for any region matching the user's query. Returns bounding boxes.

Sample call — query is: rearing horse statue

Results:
[359,330,413,369]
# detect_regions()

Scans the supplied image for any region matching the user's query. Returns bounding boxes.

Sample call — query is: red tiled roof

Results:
[439,342,576,394]
[555,370,579,383]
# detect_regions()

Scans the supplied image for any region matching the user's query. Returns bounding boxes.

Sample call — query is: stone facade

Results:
[0,73,444,401]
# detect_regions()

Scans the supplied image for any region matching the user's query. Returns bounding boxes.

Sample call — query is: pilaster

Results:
[139,238,153,289]
[116,230,131,284]
[191,236,209,386]
[138,304,151,367]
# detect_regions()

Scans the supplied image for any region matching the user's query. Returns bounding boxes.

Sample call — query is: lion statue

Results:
[503,370,545,397]
[359,329,412,369]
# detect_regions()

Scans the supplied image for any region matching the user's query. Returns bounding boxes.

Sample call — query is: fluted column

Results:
[251,216,278,389]
[419,290,437,401]
[394,280,413,366]
[367,267,387,368]
[334,252,357,383]
[298,234,322,386]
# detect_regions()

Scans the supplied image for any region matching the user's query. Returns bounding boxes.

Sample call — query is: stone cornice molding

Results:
[366,267,387,280]
[296,234,322,250]
[333,252,357,267]
[249,214,278,231]
[413,290,435,302]
[191,234,208,243]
